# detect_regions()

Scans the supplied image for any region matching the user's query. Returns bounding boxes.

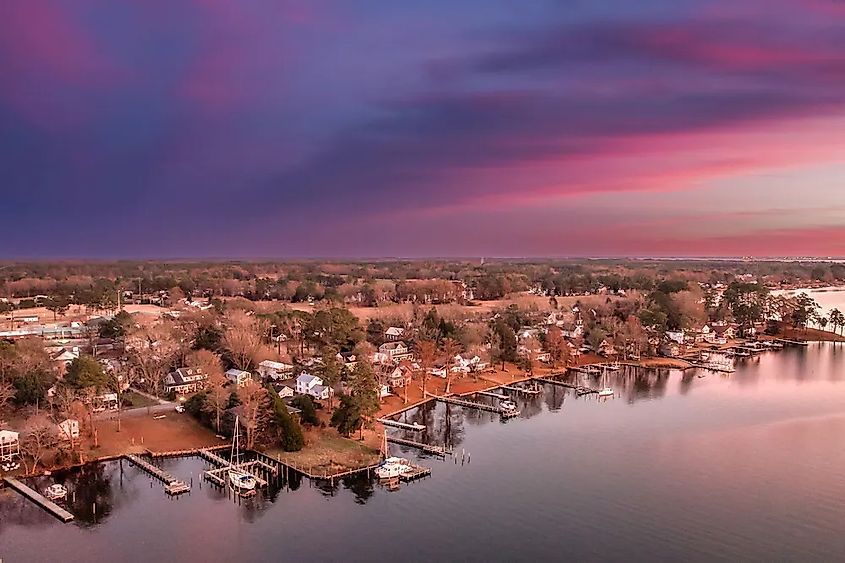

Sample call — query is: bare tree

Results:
[441,338,461,394]
[20,415,57,475]
[0,380,15,418]
[125,322,180,397]
[187,349,227,432]
[416,339,437,398]
[223,311,267,370]
[237,383,270,450]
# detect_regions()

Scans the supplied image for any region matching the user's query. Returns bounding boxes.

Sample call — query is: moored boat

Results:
[597,387,614,398]
[45,483,68,501]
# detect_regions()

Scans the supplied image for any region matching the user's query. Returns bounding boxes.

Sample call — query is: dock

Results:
[199,448,276,488]
[773,337,808,346]
[3,477,74,522]
[437,395,517,416]
[474,390,509,400]
[377,418,427,432]
[399,462,431,481]
[500,384,541,396]
[147,445,229,459]
[125,454,191,495]
[533,377,597,395]
[386,435,452,457]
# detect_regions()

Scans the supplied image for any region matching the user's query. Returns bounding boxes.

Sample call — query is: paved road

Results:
[94,388,179,421]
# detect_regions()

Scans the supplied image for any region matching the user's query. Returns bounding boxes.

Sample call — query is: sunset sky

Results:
[1,0,844,258]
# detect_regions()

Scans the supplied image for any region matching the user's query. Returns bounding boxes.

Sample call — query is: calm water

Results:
[776,285,845,322]
[3,343,845,562]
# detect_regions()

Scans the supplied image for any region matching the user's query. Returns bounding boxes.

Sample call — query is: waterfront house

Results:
[379,363,413,390]
[296,373,331,400]
[257,359,294,381]
[454,354,488,372]
[225,368,252,387]
[164,367,207,395]
[660,342,681,357]
[378,341,412,362]
[666,331,685,345]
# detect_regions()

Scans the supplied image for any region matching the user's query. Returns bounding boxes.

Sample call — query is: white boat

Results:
[597,387,614,398]
[228,415,256,492]
[228,469,257,491]
[376,457,413,479]
[44,484,68,501]
[500,400,518,411]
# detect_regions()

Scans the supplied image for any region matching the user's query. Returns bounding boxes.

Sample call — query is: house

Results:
[384,326,405,341]
[517,345,550,363]
[92,392,119,412]
[57,419,80,441]
[0,430,20,462]
[660,342,681,357]
[164,367,207,394]
[378,341,412,362]
[51,346,80,366]
[257,359,295,381]
[561,322,584,339]
[379,363,413,390]
[296,373,331,400]
[275,384,295,398]
[225,368,252,387]
[598,340,618,357]
[666,331,685,345]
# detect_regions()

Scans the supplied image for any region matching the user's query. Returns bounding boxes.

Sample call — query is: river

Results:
[2,343,845,562]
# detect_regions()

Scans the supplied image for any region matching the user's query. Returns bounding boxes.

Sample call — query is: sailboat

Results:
[228,415,257,492]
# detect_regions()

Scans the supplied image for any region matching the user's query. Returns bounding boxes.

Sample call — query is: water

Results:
[3,343,845,562]
[775,285,845,321]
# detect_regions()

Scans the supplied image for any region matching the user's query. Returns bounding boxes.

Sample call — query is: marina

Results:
[124,454,191,495]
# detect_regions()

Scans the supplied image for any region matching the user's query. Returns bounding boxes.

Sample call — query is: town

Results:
[1,259,843,497]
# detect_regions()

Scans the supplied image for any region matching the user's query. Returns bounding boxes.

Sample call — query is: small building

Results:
[57,419,80,441]
[225,368,252,388]
[275,383,295,398]
[0,430,20,462]
[164,367,207,395]
[296,373,331,400]
[384,326,405,341]
[257,359,295,381]
[51,346,80,366]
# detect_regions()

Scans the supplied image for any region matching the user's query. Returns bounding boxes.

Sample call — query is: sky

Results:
[1,0,844,258]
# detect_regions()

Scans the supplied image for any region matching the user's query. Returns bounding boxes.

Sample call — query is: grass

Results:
[122,391,158,408]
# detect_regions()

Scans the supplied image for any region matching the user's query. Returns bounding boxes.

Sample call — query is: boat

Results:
[500,400,518,411]
[228,415,257,492]
[375,457,413,479]
[44,484,68,501]
[597,387,614,398]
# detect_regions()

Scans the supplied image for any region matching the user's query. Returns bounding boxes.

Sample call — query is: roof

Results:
[259,359,293,371]
[169,367,206,385]
[296,373,321,385]
[0,430,19,443]
[226,369,250,378]
[385,326,405,336]
[379,341,407,351]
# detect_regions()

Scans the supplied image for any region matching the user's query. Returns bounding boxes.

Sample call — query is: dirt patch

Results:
[87,413,224,461]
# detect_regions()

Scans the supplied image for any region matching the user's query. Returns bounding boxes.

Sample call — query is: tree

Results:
[20,415,57,475]
[45,296,70,321]
[187,349,227,432]
[290,395,319,425]
[0,380,15,420]
[788,293,820,332]
[270,389,303,451]
[331,394,362,437]
[98,310,132,339]
[416,339,437,397]
[829,309,844,336]
[441,338,461,394]
[237,383,271,450]
[722,282,769,335]
[125,323,180,397]
[319,347,343,409]
[350,361,380,440]
[489,319,517,369]
[545,326,567,367]
[65,355,110,391]
[223,310,267,371]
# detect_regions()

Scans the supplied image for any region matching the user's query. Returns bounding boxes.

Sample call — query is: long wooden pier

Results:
[475,390,509,400]
[533,377,597,395]
[125,454,191,495]
[386,436,452,457]
[377,418,427,431]
[501,384,541,396]
[147,445,229,459]
[774,337,809,346]
[437,395,508,414]
[3,477,74,522]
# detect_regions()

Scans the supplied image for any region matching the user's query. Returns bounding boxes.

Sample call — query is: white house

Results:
[666,331,685,345]
[378,341,412,361]
[58,419,80,441]
[454,354,488,373]
[257,359,294,381]
[164,367,207,394]
[296,373,331,400]
[225,368,252,387]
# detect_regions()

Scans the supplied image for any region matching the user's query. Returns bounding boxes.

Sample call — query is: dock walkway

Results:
[377,418,426,432]
[501,384,541,395]
[125,454,191,495]
[3,477,74,522]
[387,436,452,457]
